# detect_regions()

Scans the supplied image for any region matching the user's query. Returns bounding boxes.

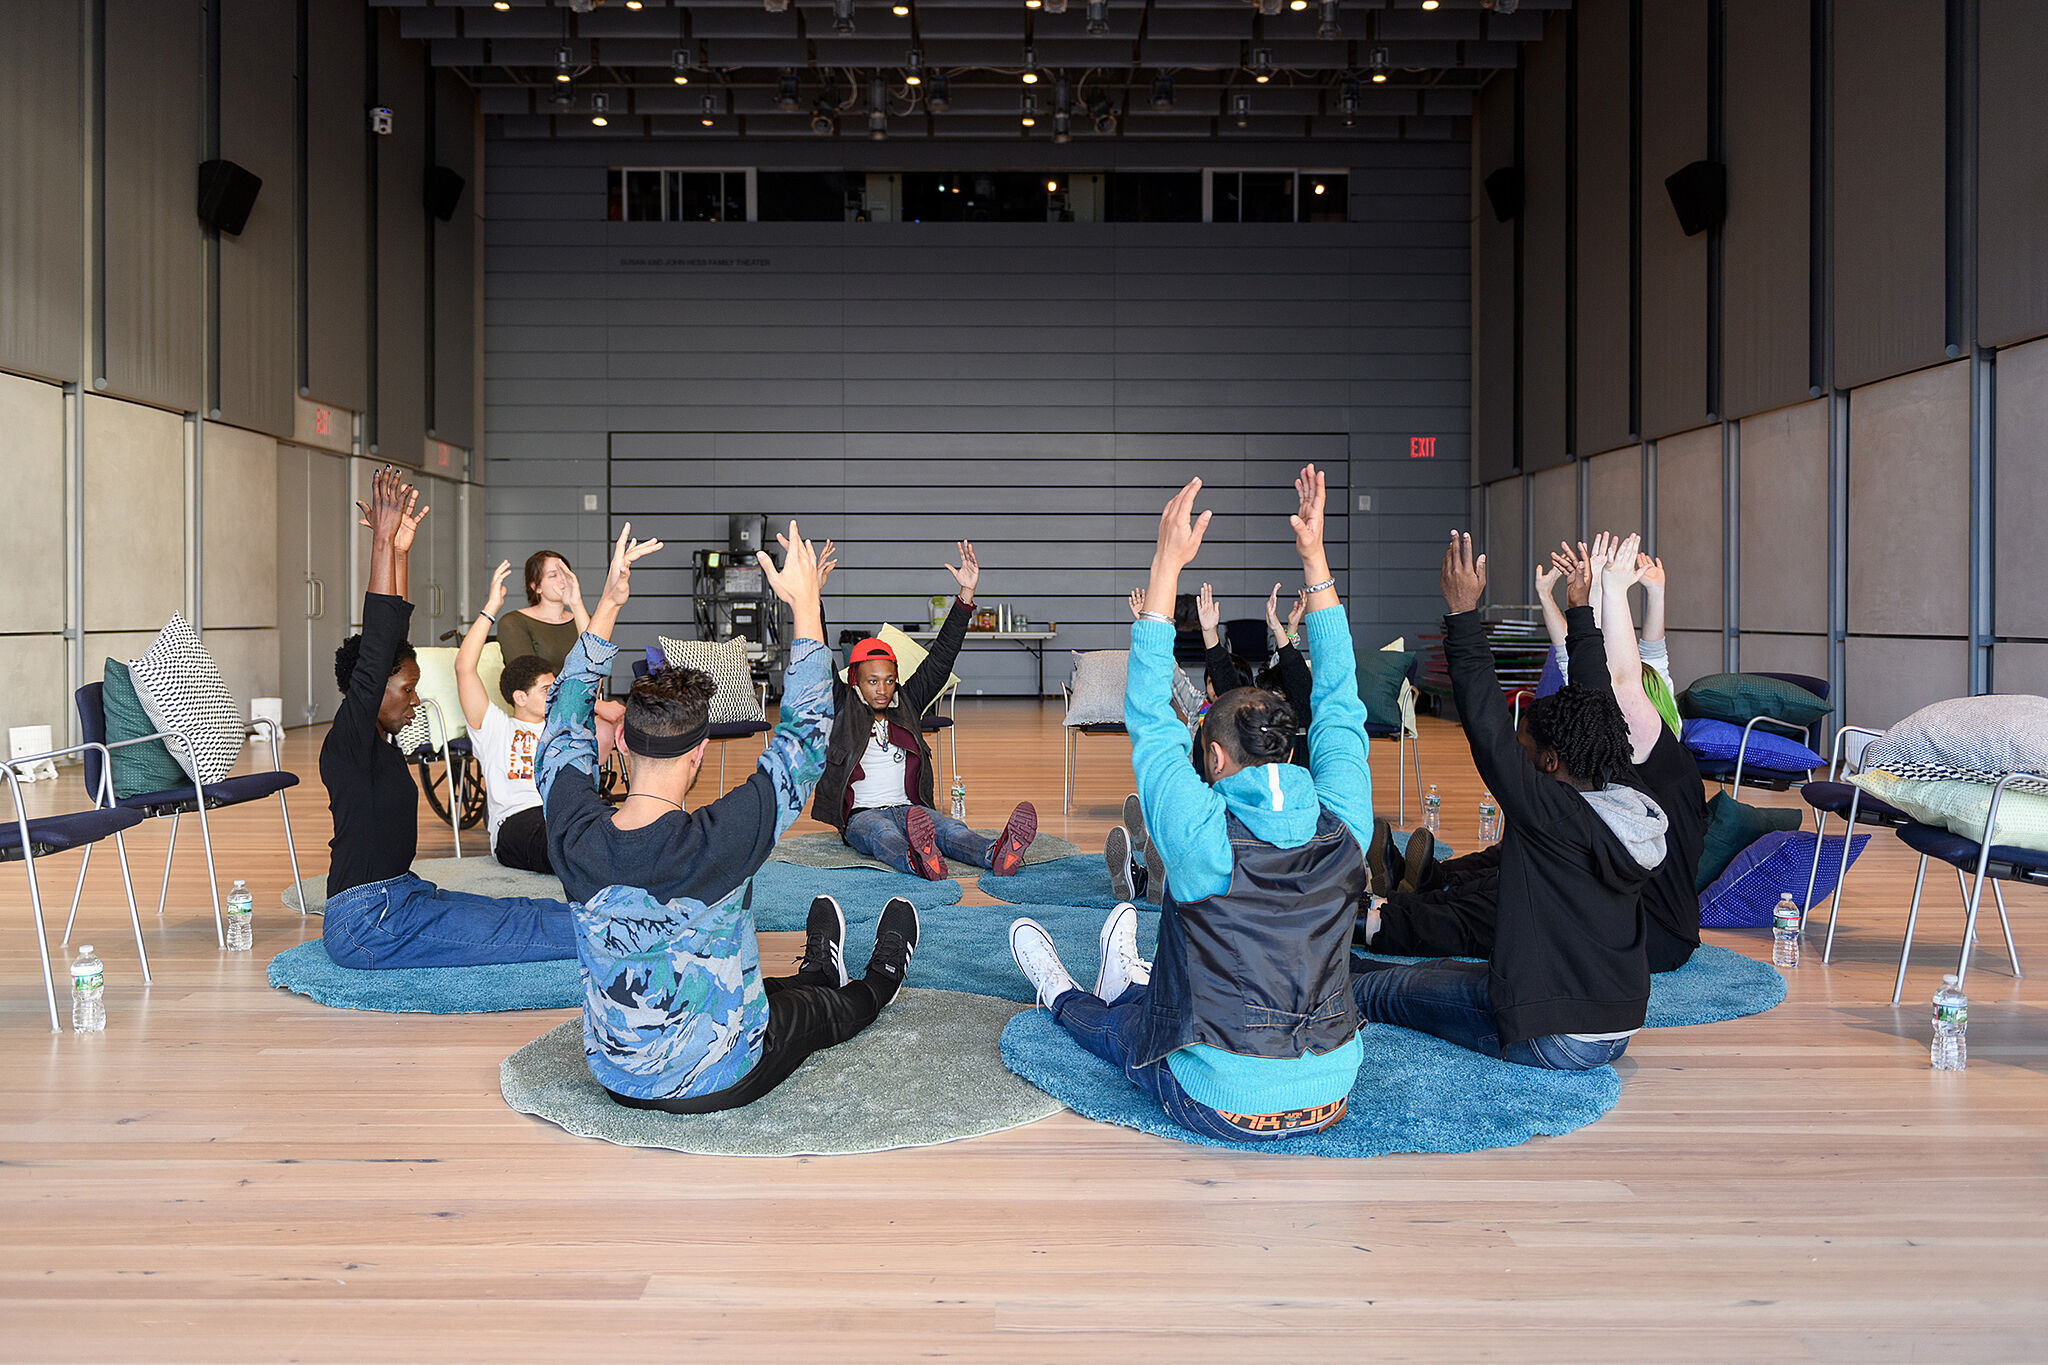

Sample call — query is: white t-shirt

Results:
[471,705,543,850]
[848,717,911,812]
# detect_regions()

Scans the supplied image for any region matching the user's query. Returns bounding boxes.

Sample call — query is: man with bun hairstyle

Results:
[812,540,1038,881]
[1008,466,1376,1142]
[536,524,920,1113]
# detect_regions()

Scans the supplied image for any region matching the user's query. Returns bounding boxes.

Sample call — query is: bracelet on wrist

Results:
[1138,610,1173,624]
[1304,577,1336,595]
[479,610,497,624]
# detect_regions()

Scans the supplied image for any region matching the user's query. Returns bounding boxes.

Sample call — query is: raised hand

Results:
[944,540,979,604]
[1287,588,1309,636]
[559,563,584,609]
[600,523,664,609]
[1196,583,1221,633]
[1264,583,1285,637]
[1601,533,1646,590]
[1556,540,1593,609]
[817,539,837,587]
[355,465,427,552]
[758,519,822,608]
[484,559,512,617]
[1536,561,1563,601]
[1129,587,1147,621]
[1636,552,1666,590]
[1440,530,1487,615]
[1290,463,1327,561]
[1154,478,1212,570]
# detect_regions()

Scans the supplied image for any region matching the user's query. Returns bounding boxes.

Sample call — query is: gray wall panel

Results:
[1994,642,2048,697]
[432,68,476,448]
[101,0,203,411]
[1977,0,2048,349]
[1473,71,1517,484]
[1638,0,1710,440]
[1653,424,1723,632]
[1847,362,1968,636]
[1739,632,1828,681]
[1845,636,1969,730]
[0,374,70,634]
[306,0,369,410]
[1722,0,1813,421]
[216,0,297,439]
[1483,477,1525,612]
[1737,399,1828,635]
[1993,336,2048,639]
[373,11,428,460]
[1585,445,1644,541]
[1519,14,1569,472]
[0,0,83,384]
[1832,0,1948,389]
[1573,0,1634,456]
[1528,463,1578,601]
[1664,628,1723,692]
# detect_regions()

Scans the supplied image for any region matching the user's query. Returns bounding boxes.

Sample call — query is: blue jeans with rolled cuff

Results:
[844,805,993,875]
[321,872,576,969]
[1347,956,1630,1071]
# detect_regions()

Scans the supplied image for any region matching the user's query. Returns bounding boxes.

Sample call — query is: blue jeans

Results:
[322,872,577,970]
[1052,985,1332,1143]
[844,805,992,875]
[1348,957,1629,1070]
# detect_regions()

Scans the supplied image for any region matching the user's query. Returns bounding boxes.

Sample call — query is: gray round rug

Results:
[500,988,1060,1156]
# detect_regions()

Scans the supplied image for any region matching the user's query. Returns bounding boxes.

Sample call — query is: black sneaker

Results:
[864,896,921,1004]
[795,894,848,988]
[1397,830,1438,895]
[1105,825,1137,903]
[1366,818,1397,897]
[1121,793,1148,855]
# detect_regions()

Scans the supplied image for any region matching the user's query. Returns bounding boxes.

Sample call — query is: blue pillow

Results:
[1682,717,1824,773]
[1535,645,1564,699]
[1698,829,1869,928]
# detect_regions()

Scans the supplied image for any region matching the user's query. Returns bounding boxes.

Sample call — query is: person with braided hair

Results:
[1347,530,1669,1071]
[1008,465,1375,1142]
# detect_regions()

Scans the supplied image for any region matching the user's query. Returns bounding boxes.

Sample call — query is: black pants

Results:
[607,974,887,1114]
[1375,870,1504,958]
[493,805,554,875]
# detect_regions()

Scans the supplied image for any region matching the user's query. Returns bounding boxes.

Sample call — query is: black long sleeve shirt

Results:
[320,593,419,896]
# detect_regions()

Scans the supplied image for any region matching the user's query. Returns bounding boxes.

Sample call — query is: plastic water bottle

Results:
[949,776,967,823]
[1477,791,1499,844]
[225,879,254,952]
[71,946,105,1033]
[1931,975,1968,1071]
[1771,893,1801,968]
[1422,784,1442,835]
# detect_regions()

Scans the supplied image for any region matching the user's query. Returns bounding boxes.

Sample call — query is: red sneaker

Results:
[903,805,947,881]
[987,801,1039,877]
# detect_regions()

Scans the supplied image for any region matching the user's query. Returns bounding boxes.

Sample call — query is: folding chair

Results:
[1889,772,2041,1004]
[5,740,149,1031]
[1366,657,1423,825]
[1801,725,1914,953]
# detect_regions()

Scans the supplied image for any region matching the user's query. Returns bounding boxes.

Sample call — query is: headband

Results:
[623,717,707,759]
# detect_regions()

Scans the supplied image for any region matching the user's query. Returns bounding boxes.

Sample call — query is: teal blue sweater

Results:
[1127,606,1375,1115]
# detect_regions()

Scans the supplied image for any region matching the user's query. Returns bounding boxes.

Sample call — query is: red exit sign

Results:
[1409,436,1437,458]
[312,406,333,437]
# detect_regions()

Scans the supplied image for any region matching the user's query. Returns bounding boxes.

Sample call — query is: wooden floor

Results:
[2,700,2044,1362]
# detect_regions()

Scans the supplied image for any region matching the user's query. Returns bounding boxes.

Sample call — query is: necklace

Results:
[628,792,683,811]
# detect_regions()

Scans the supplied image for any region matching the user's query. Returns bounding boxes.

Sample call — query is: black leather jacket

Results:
[810,597,972,831]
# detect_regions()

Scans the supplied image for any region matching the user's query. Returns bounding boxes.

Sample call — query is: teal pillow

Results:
[1357,651,1415,730]
[1678,673,1833,728]
[101,660,189,799]
[1694,791,1803,892]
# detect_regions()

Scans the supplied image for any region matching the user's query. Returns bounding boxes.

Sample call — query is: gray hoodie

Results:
[1580,784,1671,872]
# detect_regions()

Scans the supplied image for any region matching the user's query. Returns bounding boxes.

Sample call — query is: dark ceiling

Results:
[377,0,1564,141]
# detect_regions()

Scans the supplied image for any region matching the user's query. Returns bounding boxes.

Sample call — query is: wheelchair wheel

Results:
[416,749,489,830]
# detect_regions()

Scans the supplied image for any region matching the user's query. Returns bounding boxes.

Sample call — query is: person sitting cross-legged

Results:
[1347,531,1668,1072]
[536,522,918,1114]
[813,540,1037,882]
[455,558,556,874]
[1011,465,1376,1143]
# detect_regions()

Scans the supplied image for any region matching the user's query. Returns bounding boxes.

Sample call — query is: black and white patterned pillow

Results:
[127,614,245,785]
[656,635,764,724]
[1863,694,2048,796]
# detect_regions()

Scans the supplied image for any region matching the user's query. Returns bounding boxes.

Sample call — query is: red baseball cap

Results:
[849,638,897,667]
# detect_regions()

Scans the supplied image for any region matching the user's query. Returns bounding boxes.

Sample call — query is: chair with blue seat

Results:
[4,739,150,1031]
[1802,725,1915,953]
[1888,772,2042,1004]
[1687,671,1830,793]
[73,684,303,947]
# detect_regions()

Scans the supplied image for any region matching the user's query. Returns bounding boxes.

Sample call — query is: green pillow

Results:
[1678,673,1833,728]
[101,660,189,799]
[1695,791,1804,892]
[1357,650,1415,730]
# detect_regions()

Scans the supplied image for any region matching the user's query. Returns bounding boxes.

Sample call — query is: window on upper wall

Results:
[1209,171,1349,223]
[1105,172,1204,223]
[756,171,862,221]
[606,168,755,221]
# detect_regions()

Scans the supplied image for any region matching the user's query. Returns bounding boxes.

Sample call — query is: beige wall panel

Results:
[0,634,71,740]
[82,631,166,685]
[1665,629,1724,692]
[1739,633,1829,684]
[1994,336,2048,639]
[1846,361,1969,636]
[1844,636,1968,730]
[0,372,69,633]
[1737,399,1829,634]
[1483,477,1525,610]
[200,626,281,710]
[1529,464,1578,599]
[82,396,185,634]
[1653,425,1724,631]
[1993,642,2048,697]
[200,422,279,630]
[1585,446,1644,540]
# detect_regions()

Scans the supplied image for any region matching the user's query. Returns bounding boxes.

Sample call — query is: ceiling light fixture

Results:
[868,73,887,139]
[555,47,572,82]
[625,0,642,9]
[493,1,509,10]
[1340,73,1360,123]
[701,93,718,127]
[893,3,910,13]
[1317,0,1341,39]
[1251,48,1274,84]
[1047,178,1059,193]
[589,91,611,127]
[1086,0,1109,35]
[811,101,836,134]
[1230,92,1251,128]
[1254,0,1282,16]
[1026,0,1041,8]
[904,49,923,85]
[776,70,801,110]
[1021,93,1037,127]
[1422,0,1439,10]
[833,0,856,34]
[1052,75,1071,143]
[1290,0,1307,10]
[1370,46,1389,82]
[1151,72,1174,111]
[1042,0,1067,13]
[672,49,691,83]
[925,72,950,112]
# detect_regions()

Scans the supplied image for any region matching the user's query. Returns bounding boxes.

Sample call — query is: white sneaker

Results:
[1093,901,1152,1001]
[1009,917,1079,1009]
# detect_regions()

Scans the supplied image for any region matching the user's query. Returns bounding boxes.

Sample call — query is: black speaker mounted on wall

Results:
[1482,166,1523,223]
[425,165,467,222]
[1664,159,1727,237]
[197,159,262,235]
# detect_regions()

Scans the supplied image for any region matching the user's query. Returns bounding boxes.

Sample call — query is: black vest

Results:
[1132,808,1366,1069]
